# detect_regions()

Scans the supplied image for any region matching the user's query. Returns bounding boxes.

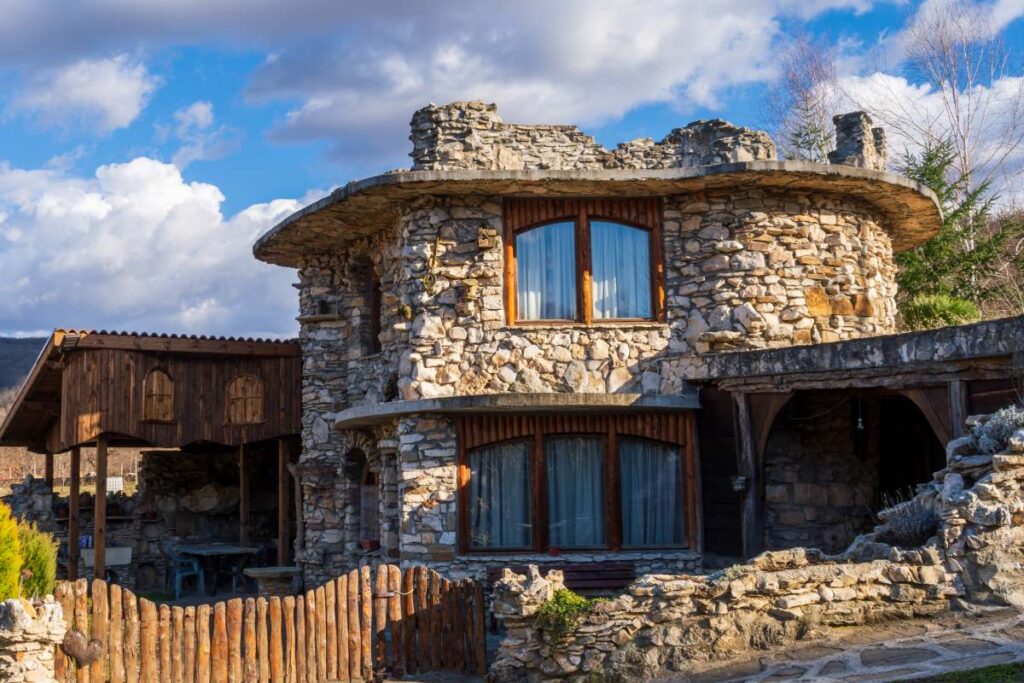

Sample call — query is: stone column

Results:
[0,597,67,683]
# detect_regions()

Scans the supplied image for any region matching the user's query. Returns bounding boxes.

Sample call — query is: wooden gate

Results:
[53,564,488,682]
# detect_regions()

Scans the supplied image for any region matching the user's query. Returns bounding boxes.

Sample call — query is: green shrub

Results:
[0,502,22,601]
[901,294,979,331]
[536,589,605,643]
[17,520,57,598]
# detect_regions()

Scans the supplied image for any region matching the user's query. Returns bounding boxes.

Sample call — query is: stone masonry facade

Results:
[286,101,910,585]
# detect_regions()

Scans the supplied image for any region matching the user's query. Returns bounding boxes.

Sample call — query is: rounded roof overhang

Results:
[254,161,942,267]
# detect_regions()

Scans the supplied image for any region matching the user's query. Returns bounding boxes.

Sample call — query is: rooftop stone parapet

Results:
[409,100,777,171]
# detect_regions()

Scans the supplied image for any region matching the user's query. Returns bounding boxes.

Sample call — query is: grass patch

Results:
[892,663,1024,682]
[536,588,605,644]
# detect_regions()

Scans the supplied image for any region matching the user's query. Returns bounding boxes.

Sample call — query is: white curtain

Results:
[516,221,577,320]
[591,221,652,319]
[620,437,684,547]
[546,436,605,547]
[469,441,532,548]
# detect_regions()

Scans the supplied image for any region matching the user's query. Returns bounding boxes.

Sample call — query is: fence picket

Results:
[182,605,195,683]
[346,569,360,679]
[140,599,158,683]
[90,580,107,683]
[440,578,451,670]
[473,580,487,674]
[374,564,388,672]
[269,597,284,682]
[54,582,74,682]
[196,603,211,683]
[387,564,404,678]
[123,589,139,683]
[109,584,124,683]
[359,565,372,682]
[402,568,416,675]
[315,586,327,681]
[295,596,307,683]
[159,605,172,683]
[325,581,337,681]
[304,589,317,682]
[212,602,228,682]
[74,578,90,683]
[243,599,257,683]
[171,606,185,683]
[226,599,242,683]
[283,596,297,683]
[415,567,429,673]
[257,597,270,683]
[429,572,441,670]
[334,577,347,682]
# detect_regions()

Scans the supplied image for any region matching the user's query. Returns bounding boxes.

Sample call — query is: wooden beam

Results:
[277,439,290,565]
[68,446,81,581]
[44,452,54,487]
[94,434,108,580]
[240,443,251,546]
[949,380,969,439]
[734,393,763,559]
[287,463,305,561]
[73,332,300,357]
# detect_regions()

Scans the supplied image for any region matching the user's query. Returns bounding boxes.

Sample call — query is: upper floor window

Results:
[225,374,265,425]
[505,198,663,324]
[141,368,174,422]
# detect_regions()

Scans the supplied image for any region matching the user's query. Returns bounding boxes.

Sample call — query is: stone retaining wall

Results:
[489,413,1024,681]
[0,598,65,683]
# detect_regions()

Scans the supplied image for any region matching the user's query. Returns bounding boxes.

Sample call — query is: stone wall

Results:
[409,101,777,171]
[763,392,876,553]
[488,412,1024,681]
[0,598,65,683]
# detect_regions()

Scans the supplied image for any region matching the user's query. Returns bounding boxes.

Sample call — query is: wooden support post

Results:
[287,463,304,560]
[94,435,108,580]
[734,393,763,559]
[68,446,81,581]
[239,443,250,547]
[44,452,54,488]
[277,439,290,566]
[949,380,969,439]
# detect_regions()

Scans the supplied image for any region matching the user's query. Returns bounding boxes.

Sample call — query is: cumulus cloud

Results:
[8,55,159,133]
[0,156,300,337]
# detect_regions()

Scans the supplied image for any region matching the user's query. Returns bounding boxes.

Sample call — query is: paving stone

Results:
[859,647,936,667]
[820,659,848,675]
[763,665,806,680]
[841,667,923,682]
[778,644,843,662]
[935,636,1000,653]
[689,659,765,683]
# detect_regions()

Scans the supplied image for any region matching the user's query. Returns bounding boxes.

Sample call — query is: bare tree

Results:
[763,34,840,162]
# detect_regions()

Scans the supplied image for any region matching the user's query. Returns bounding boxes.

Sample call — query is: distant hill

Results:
[0,337,46,391]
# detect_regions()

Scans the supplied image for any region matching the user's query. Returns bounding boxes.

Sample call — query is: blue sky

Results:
[0,0,1021,337]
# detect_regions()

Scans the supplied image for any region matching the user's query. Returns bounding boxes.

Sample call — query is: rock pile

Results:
[0,597,65,683]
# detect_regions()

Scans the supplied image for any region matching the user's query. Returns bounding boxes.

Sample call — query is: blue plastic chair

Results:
[171,554,206,600]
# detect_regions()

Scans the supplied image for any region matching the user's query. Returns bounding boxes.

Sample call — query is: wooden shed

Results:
[0,329,302,581]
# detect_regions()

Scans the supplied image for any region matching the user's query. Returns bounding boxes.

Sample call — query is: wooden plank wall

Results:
[59,349,301,450]
[53,565,486,683]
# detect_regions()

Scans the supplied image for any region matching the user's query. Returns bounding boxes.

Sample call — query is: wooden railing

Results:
[54,564,488,682]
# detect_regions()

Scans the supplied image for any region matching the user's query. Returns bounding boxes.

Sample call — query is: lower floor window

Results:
[459,414,694,553]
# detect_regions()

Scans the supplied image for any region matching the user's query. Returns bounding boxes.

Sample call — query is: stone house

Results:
[253,101,1022,587]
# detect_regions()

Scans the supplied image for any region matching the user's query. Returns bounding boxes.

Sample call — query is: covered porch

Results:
[0,329,302,595]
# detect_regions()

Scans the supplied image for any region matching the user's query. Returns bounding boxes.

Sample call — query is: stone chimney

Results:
[828,111,888,171]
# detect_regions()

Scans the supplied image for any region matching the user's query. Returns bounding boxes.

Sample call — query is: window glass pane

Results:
[591,221,652,319]
[620,437,684,547]
[468,441,532,549]
[516,221,577,320]
[546,436,605,548]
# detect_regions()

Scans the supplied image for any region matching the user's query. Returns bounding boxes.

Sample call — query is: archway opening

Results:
[762,389,944,554]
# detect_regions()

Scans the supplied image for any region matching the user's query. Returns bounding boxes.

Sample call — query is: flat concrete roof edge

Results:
[334,392,701,429]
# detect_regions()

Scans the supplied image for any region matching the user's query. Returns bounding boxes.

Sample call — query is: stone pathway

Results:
[667,607,1024,683]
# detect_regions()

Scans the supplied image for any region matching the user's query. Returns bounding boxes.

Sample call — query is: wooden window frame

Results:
[503,197,665,325]
[224,374,266,426]
[456,413,698,555]
[141,367,175,424]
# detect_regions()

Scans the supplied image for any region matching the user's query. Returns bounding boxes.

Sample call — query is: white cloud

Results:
[8,55,159,133]
[166,100,242,169]
[0,156,300,337]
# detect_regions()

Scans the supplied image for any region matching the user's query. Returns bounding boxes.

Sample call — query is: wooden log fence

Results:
[53,565,487,682]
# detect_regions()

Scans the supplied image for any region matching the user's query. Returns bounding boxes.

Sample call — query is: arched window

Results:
[347,449,379,544]
[225,374,265,425]
[142,368,174,422]
[507,198,661,324]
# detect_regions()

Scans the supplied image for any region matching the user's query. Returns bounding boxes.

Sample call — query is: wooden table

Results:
[179,543,258,595]
[243,566,301,596]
